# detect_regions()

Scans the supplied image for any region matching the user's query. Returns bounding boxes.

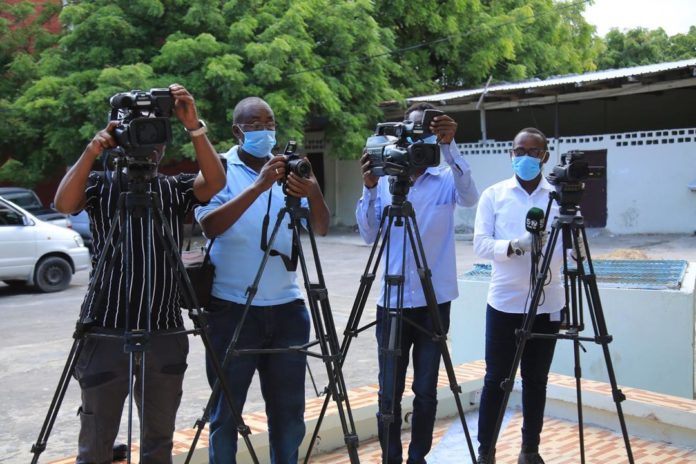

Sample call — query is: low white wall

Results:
[450,261,696,399]
[327,127,696,233]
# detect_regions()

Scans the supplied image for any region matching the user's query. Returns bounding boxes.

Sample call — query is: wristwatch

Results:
[510,238,525,256]
[186,119,208,137]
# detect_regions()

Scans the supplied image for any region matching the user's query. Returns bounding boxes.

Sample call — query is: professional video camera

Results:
[109,88,174,157]
[547,150,605,212]
[364,109,442,177]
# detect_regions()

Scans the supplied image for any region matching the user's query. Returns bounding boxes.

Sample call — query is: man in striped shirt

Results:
[54,84,226,464]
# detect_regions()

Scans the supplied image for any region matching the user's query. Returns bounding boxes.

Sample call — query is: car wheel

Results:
[34,256,72,292]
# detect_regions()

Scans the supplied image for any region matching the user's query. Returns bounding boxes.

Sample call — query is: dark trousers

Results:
[73,329,189,464]
[204,297,310,464]
[375,302,451,464]
[477,305,560,456]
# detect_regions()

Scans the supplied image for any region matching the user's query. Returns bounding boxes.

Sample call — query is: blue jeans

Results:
[375,302,451,464]
[204,297,310,464]
[477,305,560,456]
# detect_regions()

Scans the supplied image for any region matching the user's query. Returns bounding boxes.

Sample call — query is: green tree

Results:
[2,0,397,185]
[597,26,696,69]
[373,0,598,95]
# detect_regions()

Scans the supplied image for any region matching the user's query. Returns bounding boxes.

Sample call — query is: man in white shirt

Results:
[473,127,564,464]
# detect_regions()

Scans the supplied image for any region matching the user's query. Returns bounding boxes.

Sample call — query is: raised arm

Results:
[169,84,226,203]
[54,120,119,214]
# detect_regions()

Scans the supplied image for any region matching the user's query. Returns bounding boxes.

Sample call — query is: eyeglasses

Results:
[510,147,546,158]
[237,122,277,131]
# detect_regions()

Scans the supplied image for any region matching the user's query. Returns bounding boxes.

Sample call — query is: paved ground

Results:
[2,229,696,463]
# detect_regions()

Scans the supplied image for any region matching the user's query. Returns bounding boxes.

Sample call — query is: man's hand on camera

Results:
[169,83,200,130]
[286,171,320,199]
[360,151,378,189]
[430,114,457,144]
[254,155,285,192]
[85,120,119,158]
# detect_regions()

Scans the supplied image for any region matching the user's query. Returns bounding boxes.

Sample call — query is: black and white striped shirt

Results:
[81,171,199,330]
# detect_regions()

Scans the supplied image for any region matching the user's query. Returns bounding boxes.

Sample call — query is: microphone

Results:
[525,207,545,257]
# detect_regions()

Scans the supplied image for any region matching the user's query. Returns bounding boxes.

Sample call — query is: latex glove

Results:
[510,231,533,256]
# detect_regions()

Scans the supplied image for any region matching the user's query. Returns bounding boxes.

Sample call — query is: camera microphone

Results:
[525,207,545,257]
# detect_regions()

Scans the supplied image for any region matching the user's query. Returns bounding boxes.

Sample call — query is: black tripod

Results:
[486,190,634,463]
[305,176,477,464]
[30,158,256,463]
[184,193,360,463]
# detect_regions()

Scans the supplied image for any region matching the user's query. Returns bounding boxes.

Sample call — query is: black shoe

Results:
[477,455,496,464]
[518,451,545,464]
[112,443,128,461]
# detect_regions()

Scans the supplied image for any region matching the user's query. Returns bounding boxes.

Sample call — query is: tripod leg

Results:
[572,338,586,464]
[150,206,259,464]
[30,338,84,464]
[304,211,394,463]
[404,215,477,463]
[576,227,634,464]
[293,218,360,463]
[486,224,563,460]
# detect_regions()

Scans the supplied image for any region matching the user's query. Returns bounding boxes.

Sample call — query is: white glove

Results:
[510,231,533,256]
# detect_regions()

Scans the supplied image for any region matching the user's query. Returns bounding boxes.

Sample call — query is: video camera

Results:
[109,88,174,157]
[547,150,605,185]
[547,150,605,213]
[364,109,442,177]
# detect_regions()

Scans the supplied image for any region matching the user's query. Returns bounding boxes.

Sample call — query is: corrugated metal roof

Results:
[409,58,696,103]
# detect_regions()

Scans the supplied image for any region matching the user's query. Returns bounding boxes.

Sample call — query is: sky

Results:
[583,0,696,36]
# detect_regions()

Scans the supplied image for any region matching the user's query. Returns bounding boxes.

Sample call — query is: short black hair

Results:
[232,97,272,125]
[515,127,548,150]
[405,102,436,120]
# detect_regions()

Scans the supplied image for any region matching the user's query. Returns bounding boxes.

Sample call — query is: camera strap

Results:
[260,189,299,272]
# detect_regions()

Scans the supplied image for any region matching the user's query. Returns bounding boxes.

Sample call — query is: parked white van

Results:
[0,197,90,292]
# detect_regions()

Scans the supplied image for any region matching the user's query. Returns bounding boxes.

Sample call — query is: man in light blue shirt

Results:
[195,96,329,464]
[355,103,479,464]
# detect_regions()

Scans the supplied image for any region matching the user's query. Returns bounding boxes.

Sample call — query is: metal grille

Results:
[461,260,688,290]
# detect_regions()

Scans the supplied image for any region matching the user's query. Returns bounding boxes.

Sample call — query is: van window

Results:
[2,191,41,210]
[0,203,25,226]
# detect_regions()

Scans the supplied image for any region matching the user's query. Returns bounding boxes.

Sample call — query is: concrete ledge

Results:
[50,360,696,463]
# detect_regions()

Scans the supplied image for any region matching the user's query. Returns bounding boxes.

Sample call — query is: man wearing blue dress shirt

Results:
[195,96,330,464]
[356,103,479,464]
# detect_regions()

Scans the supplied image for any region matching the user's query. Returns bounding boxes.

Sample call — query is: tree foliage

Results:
[2,0,602,185]
[374,0,598,95]
[596,26,696,70]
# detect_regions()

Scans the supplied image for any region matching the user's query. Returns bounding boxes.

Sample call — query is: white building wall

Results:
[326,127,696,233]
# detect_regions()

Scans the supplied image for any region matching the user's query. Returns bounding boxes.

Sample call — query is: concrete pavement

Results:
[2,229,695,462]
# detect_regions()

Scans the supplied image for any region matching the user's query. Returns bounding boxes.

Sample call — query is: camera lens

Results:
[289,158,312,178]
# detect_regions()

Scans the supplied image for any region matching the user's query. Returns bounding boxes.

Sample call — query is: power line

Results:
[286,0,592,77]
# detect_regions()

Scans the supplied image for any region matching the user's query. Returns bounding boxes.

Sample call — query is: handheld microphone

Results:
[525,207,545,257]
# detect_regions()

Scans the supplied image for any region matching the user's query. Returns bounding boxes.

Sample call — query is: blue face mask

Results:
[240,129,276,158]
[511,155,542,181]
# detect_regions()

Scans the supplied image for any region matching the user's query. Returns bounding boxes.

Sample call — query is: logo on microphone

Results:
[526,217,541,231]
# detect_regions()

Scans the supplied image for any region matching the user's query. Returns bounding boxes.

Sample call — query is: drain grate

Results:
[461,260,688,290]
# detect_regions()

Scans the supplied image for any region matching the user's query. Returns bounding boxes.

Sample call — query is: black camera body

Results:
[548,150,606,213]
[547,150,605,185]
[364,112,441,177]
[109,88,174,157]
[277,141,312,197]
